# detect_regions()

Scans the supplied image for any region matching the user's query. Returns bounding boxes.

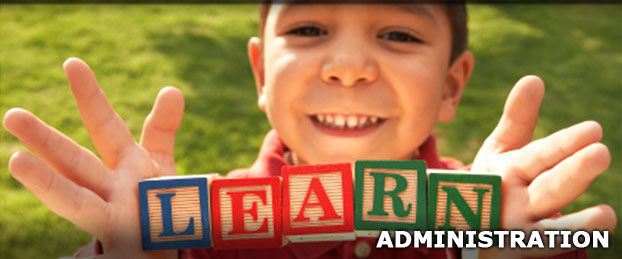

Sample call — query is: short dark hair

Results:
[258,2,468,64]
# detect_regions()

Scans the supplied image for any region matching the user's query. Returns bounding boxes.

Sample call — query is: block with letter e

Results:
[354,160,427,237]
[283,163,355,242]
[427,170,501,231]
[139,174,218,250]
[210,177,283,249]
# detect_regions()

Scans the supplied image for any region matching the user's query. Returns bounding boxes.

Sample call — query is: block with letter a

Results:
[138,174,218,250]
[282,163,355,242]
[427,170,501,231]
[354,160,427,237]
[210,177,283,249]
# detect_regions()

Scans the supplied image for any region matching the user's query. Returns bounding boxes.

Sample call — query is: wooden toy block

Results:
[282,163,355,242]
[139,174,218,250]
[210,177,283,249]
[354,160,427,237]
[427,170,501,231]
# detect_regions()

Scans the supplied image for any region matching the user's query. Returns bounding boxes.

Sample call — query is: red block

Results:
[211,177,283,249]
[282,163,355,242]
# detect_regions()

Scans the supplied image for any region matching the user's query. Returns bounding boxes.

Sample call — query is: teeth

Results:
[325,114,334,124]
[317,114,325,123]
[314,114,382,129]
[347,116,358,129]
[334,115,345,128]
[358,116,368,128]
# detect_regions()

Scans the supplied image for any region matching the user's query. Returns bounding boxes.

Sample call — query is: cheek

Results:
[262,47,319,140]
[381,54,445,109]
[379,55,445,148]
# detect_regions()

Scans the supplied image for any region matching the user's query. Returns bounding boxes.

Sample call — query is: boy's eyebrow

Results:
[275,3,437,28]
[397,5,437,27]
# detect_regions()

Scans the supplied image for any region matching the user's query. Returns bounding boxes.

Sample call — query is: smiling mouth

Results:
[310,113,386,130]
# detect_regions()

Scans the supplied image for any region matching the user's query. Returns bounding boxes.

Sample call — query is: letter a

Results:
[294,177,342,222]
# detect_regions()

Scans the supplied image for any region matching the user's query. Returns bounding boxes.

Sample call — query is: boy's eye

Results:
[286,26,327,37]
[378,31,421,43]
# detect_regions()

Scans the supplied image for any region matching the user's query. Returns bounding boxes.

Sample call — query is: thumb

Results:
[139,86,185,176]
[473,75,544,169]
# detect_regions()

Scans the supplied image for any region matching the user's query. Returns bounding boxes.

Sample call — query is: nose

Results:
[320,39,379,87]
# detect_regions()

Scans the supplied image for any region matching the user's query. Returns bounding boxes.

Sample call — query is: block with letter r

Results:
[210,177,283,249]
[427,170,501,231]
[138,174,218,250]
[354,160,427,236]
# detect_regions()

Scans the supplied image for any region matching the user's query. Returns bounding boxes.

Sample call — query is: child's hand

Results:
[471,76,617,258]
[3,58,182,259]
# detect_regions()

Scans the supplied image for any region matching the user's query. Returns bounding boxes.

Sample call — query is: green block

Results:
[427,171,501,231]
[354,160,427,231]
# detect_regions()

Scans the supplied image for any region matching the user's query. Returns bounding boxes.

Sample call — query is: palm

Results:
[475,150,546,230]
[101,145,161,253]
[4,58,182,258]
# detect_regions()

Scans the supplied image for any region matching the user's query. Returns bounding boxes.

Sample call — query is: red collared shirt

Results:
[75,130,587,259]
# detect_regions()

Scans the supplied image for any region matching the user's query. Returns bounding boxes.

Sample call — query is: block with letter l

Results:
[139,174,218,250]
[354,160,427,237]
[210,177,283,249]
[427,170,501,231]
[282,163,355,242]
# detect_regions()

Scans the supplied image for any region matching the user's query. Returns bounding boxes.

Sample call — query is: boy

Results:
[3,2,616,259]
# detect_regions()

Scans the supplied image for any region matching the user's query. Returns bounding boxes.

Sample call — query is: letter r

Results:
[367,172,412,218]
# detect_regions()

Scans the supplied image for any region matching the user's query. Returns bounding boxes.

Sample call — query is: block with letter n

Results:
[139,174,218,250]
[354,160,427,237]
[427,170,501,231]
[210,177,283,249]
[282,163,355,242]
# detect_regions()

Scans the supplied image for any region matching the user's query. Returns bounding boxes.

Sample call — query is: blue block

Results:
[139,175,214,250]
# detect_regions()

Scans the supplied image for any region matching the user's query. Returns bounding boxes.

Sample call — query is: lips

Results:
[311,113,385,130]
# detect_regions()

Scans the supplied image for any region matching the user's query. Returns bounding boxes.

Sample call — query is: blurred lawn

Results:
[1,4,620,258]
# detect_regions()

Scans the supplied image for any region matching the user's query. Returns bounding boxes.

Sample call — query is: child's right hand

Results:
[3,58,182,259]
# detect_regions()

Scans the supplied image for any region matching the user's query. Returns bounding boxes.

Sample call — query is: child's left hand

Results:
[470,75,617,258]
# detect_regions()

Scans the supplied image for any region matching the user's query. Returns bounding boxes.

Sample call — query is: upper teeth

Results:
[314,114,381,129]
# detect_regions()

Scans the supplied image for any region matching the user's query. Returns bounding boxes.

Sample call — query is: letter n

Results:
[427,170,501,231]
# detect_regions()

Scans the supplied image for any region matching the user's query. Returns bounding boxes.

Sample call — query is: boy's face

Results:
[249,4,473,165]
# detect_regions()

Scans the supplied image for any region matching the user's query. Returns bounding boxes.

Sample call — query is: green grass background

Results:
[0,4,620,258]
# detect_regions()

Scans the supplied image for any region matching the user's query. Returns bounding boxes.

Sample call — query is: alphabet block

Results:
[282,163,355,242]
[210,177,283,249]
[139,174,218,250]
[354,160,427,237]
[427,170,501,231]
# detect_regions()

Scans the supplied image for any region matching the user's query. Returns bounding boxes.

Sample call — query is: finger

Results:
[528,143,610,218]
[9,151,109,237]
[523,205,616,257]
[495,205,615,258]
[63,57,135,168]
[3,108,112,198]
[477,76,544,160]
[139,87,184,176]
[512,121,602,181]
[538,204,617,232]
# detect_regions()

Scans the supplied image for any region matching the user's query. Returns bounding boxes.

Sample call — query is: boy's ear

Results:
[248,37,266,111]
[438,51,474,122]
